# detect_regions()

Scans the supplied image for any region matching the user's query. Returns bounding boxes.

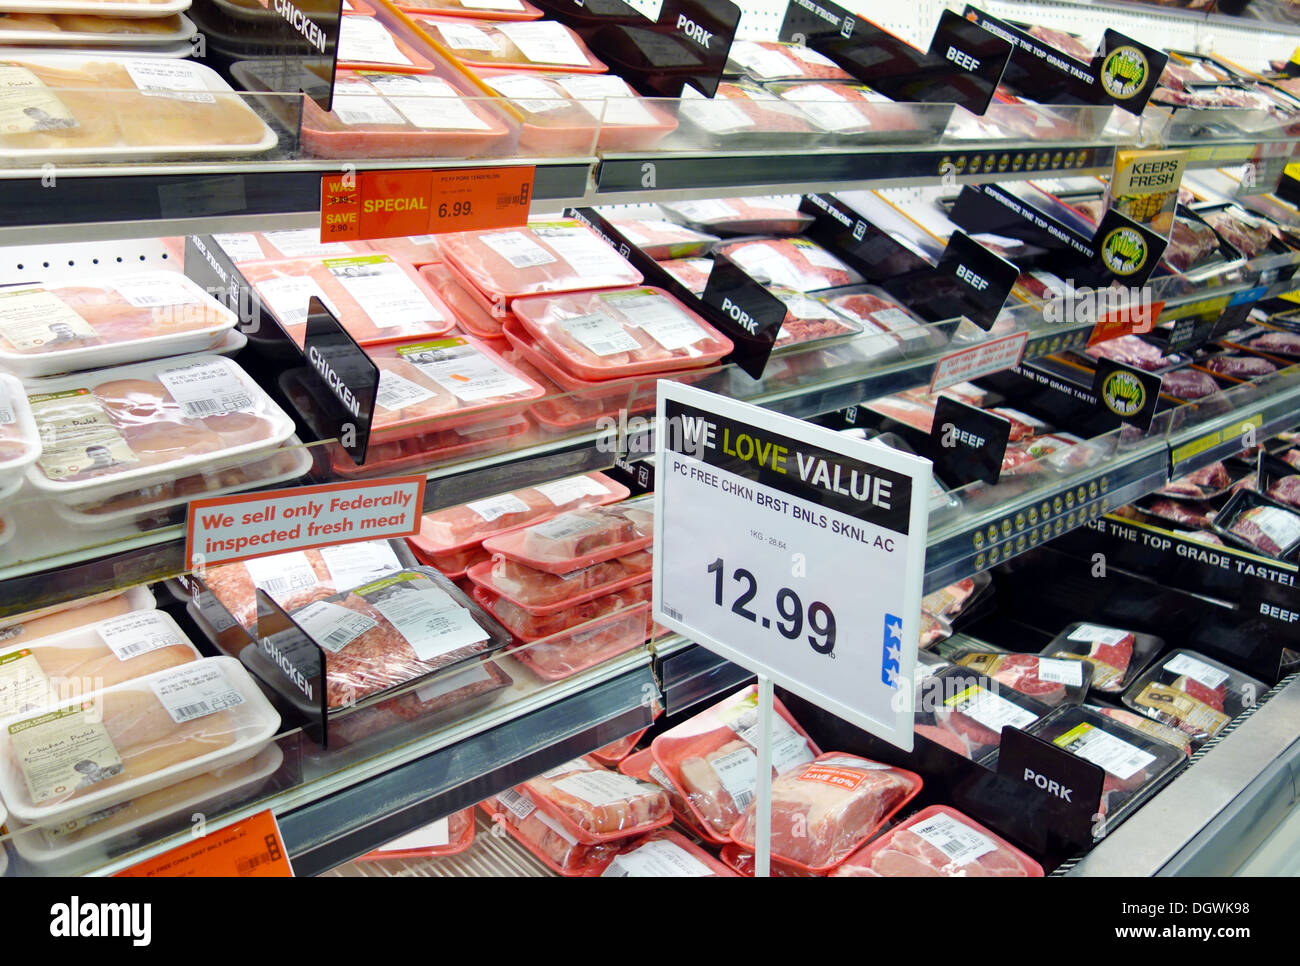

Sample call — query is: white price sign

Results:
[653,383,931,751]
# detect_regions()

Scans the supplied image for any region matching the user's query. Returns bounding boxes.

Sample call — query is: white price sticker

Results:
[376,817,450,852]
[318,542,403,590]
[372,585,489,661]
[466,493,530,522]
[403,340,531,402]
[124,61,215,103]
[479,231,556,269]
[946,685,1038,732]
[1037,658,1085,687]
[375,367,440,412]
[1056,722,1157,781]
[436,21,500,51]
[213,232,269,263]
[254,274,338,327]
[533,224,630,276]
[552,769,650,807]
[109,274,203,310]
[340,15,413,65]
[486,73,567,114]
[602,839,714,877]
[262,228,356,259]
[555,74,655,125]
[602,292,704,350]
[1067,624,1131,646]
[96,612,184,661]
[534,475,610,506]
[149,663,245,724]
[327,256,443,328]
[561,313,641,356]
[498,20,588,66]
[1163,653,1230,690]
[910,812,997,865]
[244,551,319,599]
[293,600,379,653]
[157,360,255,418]
[497,787,536,820]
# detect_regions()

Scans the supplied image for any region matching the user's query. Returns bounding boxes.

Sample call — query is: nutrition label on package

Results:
[466,492,530,522]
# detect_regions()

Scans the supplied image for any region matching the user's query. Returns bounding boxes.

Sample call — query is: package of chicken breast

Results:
[480,495,654,574]
[466,547,651,614]
[508,755,672,844]
[649,684,821,841]
[497,593,651,680]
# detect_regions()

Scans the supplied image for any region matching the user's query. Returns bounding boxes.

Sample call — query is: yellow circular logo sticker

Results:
[1101,369,1146,418]
[1101,226,1148,276]
[1102,46,1148,99]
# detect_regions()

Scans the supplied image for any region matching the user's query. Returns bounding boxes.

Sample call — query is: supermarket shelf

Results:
[1065,674,1300,877]
[654,635,753,715]
[1166,368,1300,476]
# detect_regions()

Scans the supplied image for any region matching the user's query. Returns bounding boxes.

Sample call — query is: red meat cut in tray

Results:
[1201,355,1277,378]
[1161,367,1220,400]
[1143,499,1213,528]
[1086,334,1177,371]
[1227,506,1300,556]
[866,828,1031,877]
[914,723,972,757]
[1266,475,1300,509]
[1173,674,1227,711]
[1026,24,1093,61]
[1163,218,1221,272]
[987,654,1067,704]
[1247,331,1300,355]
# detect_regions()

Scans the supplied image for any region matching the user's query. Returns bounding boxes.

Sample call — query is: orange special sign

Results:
[116,810,293,878]
[321,165,535,241]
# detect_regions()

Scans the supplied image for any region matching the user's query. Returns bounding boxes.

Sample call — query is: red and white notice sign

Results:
[930,332,1028,394]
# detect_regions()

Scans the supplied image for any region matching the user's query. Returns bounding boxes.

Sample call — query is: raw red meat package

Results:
[1090,705,1193,756]
[729,753,920,873]
[618,748,722,843]
[951,649,1090,706]
[1212,490,1300,557]
[440,220,642,314]
[482,495,654,574]
[921,574,988,621]
[601,827,739,876]
[650,684,820,837]
[480,795,621,875]
[513,755,671,842]
[659,197,813,236]
[213,229,368,263]
[833,804,1043,877]
[718,237,862,292]
[724,39,851,81]
[1162,367,1222,401]
[769,288,862,348]
[1086,334,1183,372]
[367,336,545,441]
[1123,649,1265,746]
[366,234,443,266]
[657,257,713,294]
[865,392,936,433]
[336,15,438,72]
[475,580,649,641]
[0,274,237,378]
[1159,461,1232,500]
[817,289,934,346]
[468,548,651,612]
[275,568,508,709]
[769,81,926,137]
[242,254,456,347]
[1200,354,1278,378]
[590,726,649,766]
[202,540,409,632]
[1246,330,1300,356]
[507,604,650,679]
[359,808,476,860]
[606,218,717,259]
[301,70,513,159]
[394,0,542,20]
[419,262,509,340]
[1140,498,1214,529]
[1200,206,1277,259]
[914,666,1050,760]
[415,16,606,72]
[409,471,627,556]
[1043,622,1162,694]
[510,286,732,380]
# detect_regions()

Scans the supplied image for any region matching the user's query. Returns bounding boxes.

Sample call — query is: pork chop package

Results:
[366,234,444,267]
[200,539,413,632]
[1088,705,1193,757]
[602,827,739,876]
[717,236,863,292]
[24,354,295,503]
[413,16,607,72]
[409,471,627,559]
[676,80,818,145]
[618,746,723,842]
[358,808,476,861]
[605,218,718,260]
[769,287,863,349]
[1210,489,1300,559]
[1015,704,1186,831]
[0,656,280,826]
[658,197,814,237]
[921,573,991,624]
[1122,649,1266,746]
[241,254,457,347]
[1197,351,1279,380]
[300,70,514,160]
[511,286,732,380]
[366,336,545,441]
[0,372,40,494]
[657,256,713,294]
[440,220,642,316]
[393,0,542,20]
[1042,622,1164,695]
[467,548,651,613]
[481,495,654,573]
[479,795,621,875]
[0,610,201,719]
[913,665,1052,761]
[723,39,851,82]
[0,273,238,378]
[729,753,921,874]
[832,804,1044,877]
[509,754,671,843]
[278,568,510,709]
[650,684,820,838]
[949,648,1091,707]
[212,230,369,265]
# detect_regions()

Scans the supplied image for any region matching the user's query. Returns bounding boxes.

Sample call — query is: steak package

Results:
[440,220,642,315]
[0,609,200,718]
[922,573,991,623]
[1122,649,1266,746]
[832,804,1043,877]
[510,286,732,380]
[1211,489,1300,558]
[1042,623,1164,695]
[949,648,1091,706]
[481,495,654,573]
[913,665,1051,761]
[1088,704,1193,757]
[413,16,606,72]
[0,656,279,825]
[241,254,457,347]
[408,471,627,558]
[1158,461,1233,501]
[728,752,921,873]
[510,754,671,843]
[650,684,820,838]
[717,237,863,292]
[618,747,720,842]
[359,808,476,860]
[201,539,411,631]
[659,197,814,237]
[274,567,509,709]
[601,827,739,876]
[0,273,237,378]
[467,549,651,612]
[1085,334,1186,373]
[769,288,863,349]
[1199,352,1278,379]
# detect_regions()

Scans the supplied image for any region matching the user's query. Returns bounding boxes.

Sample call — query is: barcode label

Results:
[97,611,184,662]
[157,360,257,418]
[561,313,640,357]
[0,382,13,425]
[245,553,319,601]
[292,600,378,654]
[910,813,997,865]
[497,787,536,820]
[662,604,682,621]
[236,851,276,876]
[708,744,758,812]
[150,663,246,724]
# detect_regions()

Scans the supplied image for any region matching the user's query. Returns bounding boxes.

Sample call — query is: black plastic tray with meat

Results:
[1039,622,1164,698]
[913,664,1052,764]
[1257,450,1300,511]
[1157,460,1236,502]
[1210,488,1300,560]
[1121,648,1267,747]
[947,645,1092,707]
[1230,325,1300,360]
[1193,345,1285,381]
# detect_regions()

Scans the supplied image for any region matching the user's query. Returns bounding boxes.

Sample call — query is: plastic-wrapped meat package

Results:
[865,392,936,434]
[1001,434,1083,476]
[201,541,407,631]
[0,589,152,650]
[419,262,509,340]
[718,844,815,877]
[1246,330,1300,356]
[482,496,654,573]
[618,748,713,839]
[602,827,739,876]
[470,549,651,610]
[440,220,642,314]
[326,413,532,479]
[1159,57,1230,92]
[1086,334,1180,372]
[953,651,1089,706]
[360,808,476,860]
[242,254,457,347]
[1159,461,1231,500]
[1142,498,1214,529]
[1201,207,1276,259]
[26,355,293,499]
[724,39,851,81]
[515,755,671,842]
[606,218,717,259]
[1123,649,1265,746]
[729,753,920,873]
[301,70,513,159]
[914,667,1048,760]
[477,580,649,638]
[212,229,368,264]
[335,15,436,72]
[650,684,820,837]
[1163,217,1222,272]
[770,81,925,137]
[986,408,1050,443]
[367,336,544,439]
[1026,24,1093,61]
[657,257,713,294]
[678,80,818,140]
[510,286,732,380]
[424,545,490,578]
[414,16,606,71]
[279,568,508,709]
[410,472,627,557]
[590,726,649,766]
[1266,474,1300,510]
[511,601,650,679]
[770,288,862,348]
[833,804,1043,877]
[921,576,984,621]
[820,290,932,345]
[480,795,621,875]
[366,235,444,266]
[0,610,200,717]
[1092,705,1193,757]
[0,657,279,825]
[1225,504,1300,556]
[1044,623,1157,694]
[1200,354,1278,378]
[1162,367,1222,400]
[919,610,952,649]
[718,237,862,292]
[0,275,237,377]
[658,197,813,236]
[394,0,542,19]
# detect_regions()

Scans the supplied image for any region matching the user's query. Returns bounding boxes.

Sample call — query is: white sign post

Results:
[652,383,931,875]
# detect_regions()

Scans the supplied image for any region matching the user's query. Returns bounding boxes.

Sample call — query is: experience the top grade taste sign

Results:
[652,382,932,750]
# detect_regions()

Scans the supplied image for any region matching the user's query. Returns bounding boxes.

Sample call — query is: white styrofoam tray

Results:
[0,11,195,45]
